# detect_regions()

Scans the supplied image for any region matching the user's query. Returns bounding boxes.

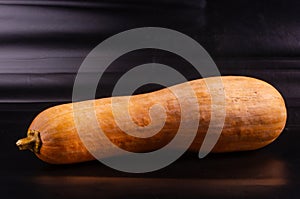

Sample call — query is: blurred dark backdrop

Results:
[0,0,299,126]
[0,0,299,198]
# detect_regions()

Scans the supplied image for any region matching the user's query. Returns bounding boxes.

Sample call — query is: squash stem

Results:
[16,130,41,153]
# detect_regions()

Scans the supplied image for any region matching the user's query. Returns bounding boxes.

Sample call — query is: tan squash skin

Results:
[16,76,287,164]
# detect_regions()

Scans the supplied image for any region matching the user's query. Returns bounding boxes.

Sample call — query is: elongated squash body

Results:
[16,76,287,164]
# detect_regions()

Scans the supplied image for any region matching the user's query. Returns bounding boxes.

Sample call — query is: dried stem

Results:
[16,130,41,153]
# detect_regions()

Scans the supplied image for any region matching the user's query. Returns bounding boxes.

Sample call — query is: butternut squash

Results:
[16,76,287,164]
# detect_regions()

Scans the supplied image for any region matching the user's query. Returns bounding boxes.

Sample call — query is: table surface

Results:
[0,103,299,199]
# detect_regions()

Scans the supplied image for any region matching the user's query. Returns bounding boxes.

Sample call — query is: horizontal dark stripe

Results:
[0,0,205,9]
[0,0,298,59]
[0,59,299,102]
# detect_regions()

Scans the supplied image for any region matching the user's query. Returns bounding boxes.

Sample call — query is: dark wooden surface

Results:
[0,103,299,199]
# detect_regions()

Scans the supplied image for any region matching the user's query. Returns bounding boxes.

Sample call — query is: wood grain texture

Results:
[18,76,287,164]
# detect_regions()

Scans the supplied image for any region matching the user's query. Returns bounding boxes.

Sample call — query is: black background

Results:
[0,0,299,198]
